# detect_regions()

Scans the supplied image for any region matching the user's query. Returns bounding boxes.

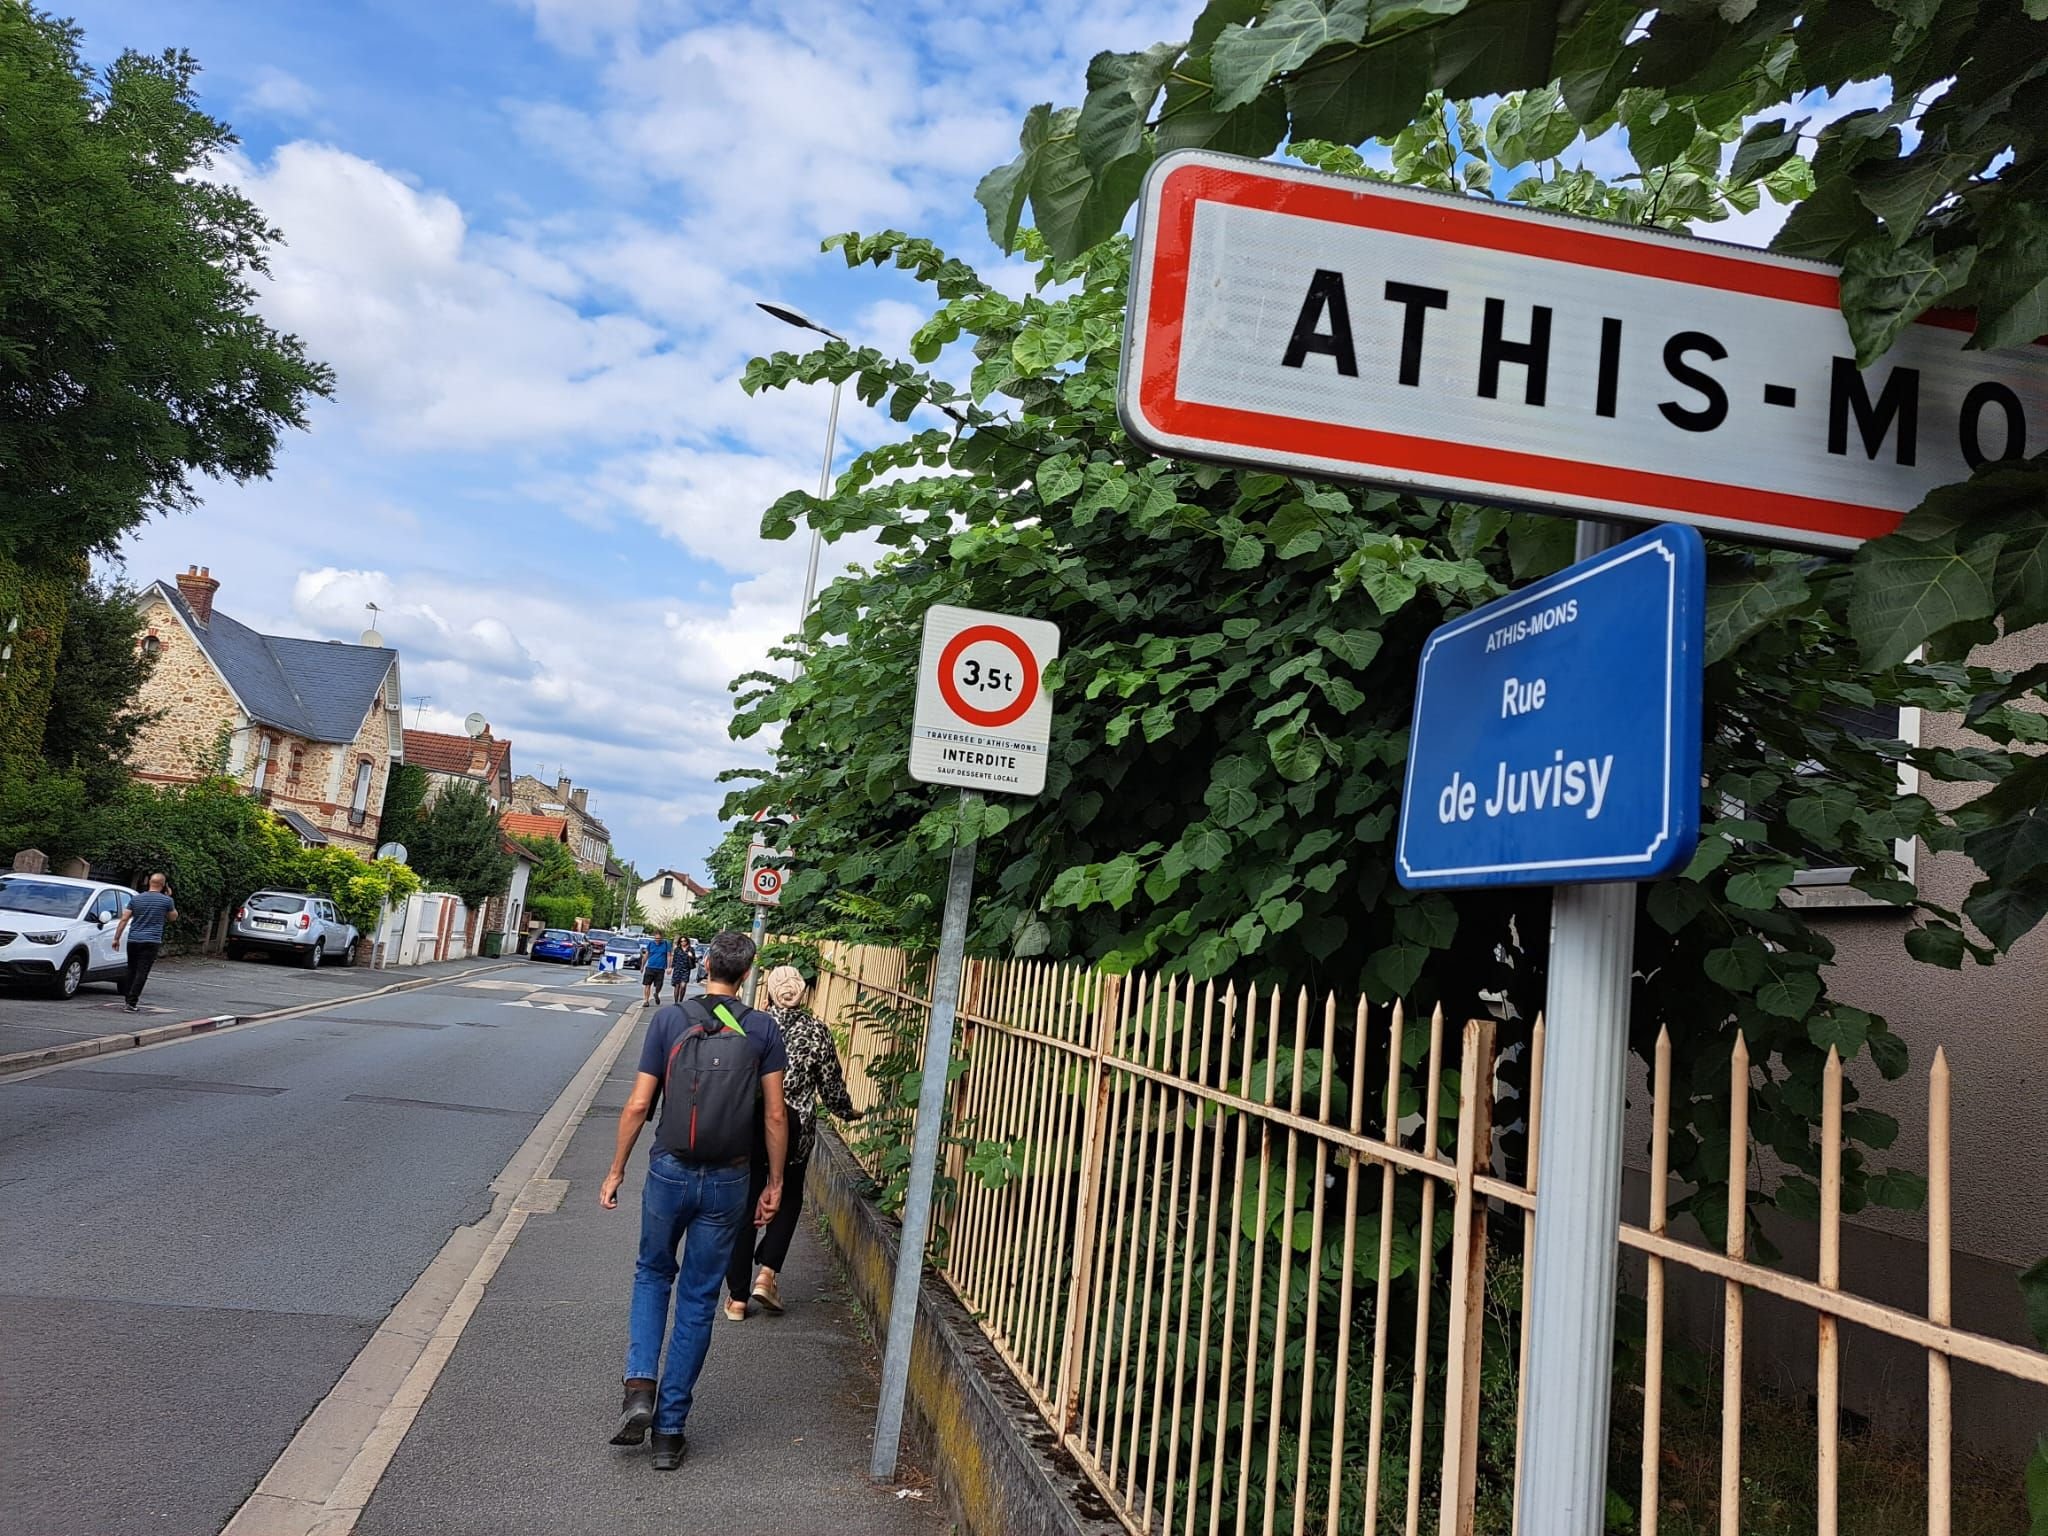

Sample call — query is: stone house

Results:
[509,773,611,874]
[129,567,403,855]
[635,868,709,927]
[402,725,514,808]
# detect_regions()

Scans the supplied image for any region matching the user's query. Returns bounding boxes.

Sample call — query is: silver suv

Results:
[227,890,359,968]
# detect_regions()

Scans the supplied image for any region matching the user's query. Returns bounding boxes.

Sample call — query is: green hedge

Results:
[0,554,73,767]
[0,771,422,939]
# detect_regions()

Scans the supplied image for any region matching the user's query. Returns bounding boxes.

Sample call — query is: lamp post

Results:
[757,302,844,675]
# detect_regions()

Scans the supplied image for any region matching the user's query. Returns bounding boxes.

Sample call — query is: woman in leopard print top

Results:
[724,966,859,1318]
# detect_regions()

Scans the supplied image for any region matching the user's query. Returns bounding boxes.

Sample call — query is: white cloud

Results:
[219,142,699,452]
[246,66,318,120]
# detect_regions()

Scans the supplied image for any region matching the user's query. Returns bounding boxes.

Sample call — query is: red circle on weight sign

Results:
[937,625,1040,729]
[751,866,781,896]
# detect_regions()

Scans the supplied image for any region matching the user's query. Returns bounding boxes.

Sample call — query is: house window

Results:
[252,734,273,792]
[1782,699,1922,906]
[349,758,374,826]
[287,747,305,786]
[141,634,161,656]
[661,877,674,898]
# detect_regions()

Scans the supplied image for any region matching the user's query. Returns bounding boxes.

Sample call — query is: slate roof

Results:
[274,809,331,846]
[154,581,397,745]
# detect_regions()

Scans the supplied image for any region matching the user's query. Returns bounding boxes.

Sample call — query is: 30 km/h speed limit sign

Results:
[910,605,1061,796]
[741,840,783,907]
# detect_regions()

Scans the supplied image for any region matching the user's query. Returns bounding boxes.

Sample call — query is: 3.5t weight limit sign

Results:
[1122,150,2048,552]
[910,605,1061,796]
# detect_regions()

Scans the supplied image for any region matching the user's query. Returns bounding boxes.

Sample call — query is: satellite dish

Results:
[464,712,488,737]
[376,842,408,864]
[361,629,384,647]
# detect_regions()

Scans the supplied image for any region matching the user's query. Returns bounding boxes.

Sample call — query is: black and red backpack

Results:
[654,996,759,1163]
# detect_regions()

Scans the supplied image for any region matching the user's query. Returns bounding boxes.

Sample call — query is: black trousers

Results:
[726,1130,808,1300]
[123,942,161,1006]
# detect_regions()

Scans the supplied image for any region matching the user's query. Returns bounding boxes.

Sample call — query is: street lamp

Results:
[757,301,846,671]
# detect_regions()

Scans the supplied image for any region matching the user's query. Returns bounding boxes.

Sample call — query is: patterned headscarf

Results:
[763,965,809,1009]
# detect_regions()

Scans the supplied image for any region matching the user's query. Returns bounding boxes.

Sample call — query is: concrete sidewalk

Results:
[354,1025,949,1536]
[0,953,524,1067]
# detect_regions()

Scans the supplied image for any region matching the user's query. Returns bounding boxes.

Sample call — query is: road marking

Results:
[220,1000,643,1536]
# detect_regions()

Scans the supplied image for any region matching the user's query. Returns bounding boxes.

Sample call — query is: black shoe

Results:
[650,1430,687,1470]
[610,1383,655,1446]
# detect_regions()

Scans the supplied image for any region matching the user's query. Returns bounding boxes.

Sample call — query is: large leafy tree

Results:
[730,218,2042,1257]
[40,576,163,798]
[0,5,332,754]
[0,4,333,560]
[973,0,2048,674]
[407,783,515,909]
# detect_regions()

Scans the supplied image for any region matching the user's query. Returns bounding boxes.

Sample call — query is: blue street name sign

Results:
[1396,524,1706,890]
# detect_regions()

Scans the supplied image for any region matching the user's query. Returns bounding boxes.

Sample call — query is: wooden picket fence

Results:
[810,942,2048,1536]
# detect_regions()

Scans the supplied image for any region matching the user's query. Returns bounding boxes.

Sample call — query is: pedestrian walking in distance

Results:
[110,874,177,1013]
[725,965,859,1320]
[641,932,672,1007]
[599,929,788,1470]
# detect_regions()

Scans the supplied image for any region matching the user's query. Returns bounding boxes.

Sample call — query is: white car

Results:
[0,873,139,999]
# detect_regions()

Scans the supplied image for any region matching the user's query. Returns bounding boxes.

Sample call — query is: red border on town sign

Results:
[1132,160,2015,546]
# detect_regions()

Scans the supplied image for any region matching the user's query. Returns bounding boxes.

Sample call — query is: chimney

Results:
[467,726,493,775]
[176,565,220,626]
[570,787,589,814]
[556,775,573,801]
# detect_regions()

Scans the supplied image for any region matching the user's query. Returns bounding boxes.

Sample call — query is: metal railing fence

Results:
[810,942,2048,1536]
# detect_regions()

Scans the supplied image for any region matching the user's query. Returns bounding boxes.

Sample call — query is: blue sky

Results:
[71,0,1207,880]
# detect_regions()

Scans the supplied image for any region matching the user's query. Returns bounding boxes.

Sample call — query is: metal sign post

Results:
[1518,520,1644,1535]
[1393,518,1703,1533]
[869,787,979,1483]
[739,837,783,1005]
[871,603,1061,1483]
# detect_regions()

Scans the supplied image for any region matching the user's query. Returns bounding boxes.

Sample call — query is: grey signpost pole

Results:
[870,787,980,1483]
[745,905,767,1005]
[1518,519,1641,1533]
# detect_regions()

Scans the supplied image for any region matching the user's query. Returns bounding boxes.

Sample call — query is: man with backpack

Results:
[599,929,788,1470]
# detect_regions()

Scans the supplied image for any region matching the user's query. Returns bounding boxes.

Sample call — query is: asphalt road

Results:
[0,949,528,1063]
[0,967,625,1536]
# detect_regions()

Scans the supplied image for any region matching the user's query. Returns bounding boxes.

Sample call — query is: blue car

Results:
[529,928,591,964]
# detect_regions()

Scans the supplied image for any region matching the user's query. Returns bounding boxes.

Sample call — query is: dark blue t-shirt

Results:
[644,938,672,971]
[636,995,789,1084]
[125,891,175,944]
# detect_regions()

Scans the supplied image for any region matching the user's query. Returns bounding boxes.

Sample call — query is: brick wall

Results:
[129,595,244,781]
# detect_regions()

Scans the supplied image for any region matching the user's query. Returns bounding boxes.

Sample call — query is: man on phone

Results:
[598,929,787,1470]
[641,933,672,1006]
[110,873,177,1013]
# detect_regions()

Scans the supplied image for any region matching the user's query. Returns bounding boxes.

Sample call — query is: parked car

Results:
[587,930,646,969]
[0,873,137,998]
[530,928,591,964]
[226,890,359,969]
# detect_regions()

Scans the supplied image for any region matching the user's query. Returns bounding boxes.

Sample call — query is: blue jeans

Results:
[625,1150,750,1433]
